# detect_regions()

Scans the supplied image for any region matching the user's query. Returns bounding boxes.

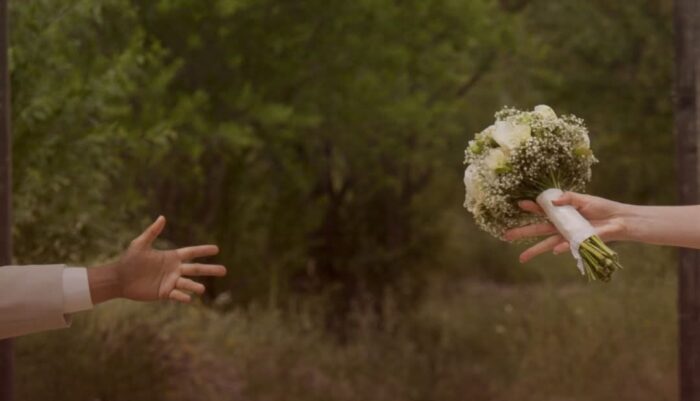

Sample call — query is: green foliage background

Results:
[8,0,677,399]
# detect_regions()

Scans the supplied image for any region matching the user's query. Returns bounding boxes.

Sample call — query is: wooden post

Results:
[0,0,12,400]
[675,0,700,399]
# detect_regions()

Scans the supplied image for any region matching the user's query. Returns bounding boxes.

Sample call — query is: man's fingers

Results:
[169,289,192,303]
[176,277,205,295]
[518,200,544,215]
[177,245,220,261]
[133,216,166,247]
[519,235,564,263]
[504,222,557,241]
[181,263,227,277]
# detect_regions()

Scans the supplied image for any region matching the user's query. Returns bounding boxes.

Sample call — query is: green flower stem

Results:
[577,235,623,282]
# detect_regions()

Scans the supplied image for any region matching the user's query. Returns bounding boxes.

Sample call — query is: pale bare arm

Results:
[622,204,700,248]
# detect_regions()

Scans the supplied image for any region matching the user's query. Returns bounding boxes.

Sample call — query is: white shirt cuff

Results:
[62,267,93,314]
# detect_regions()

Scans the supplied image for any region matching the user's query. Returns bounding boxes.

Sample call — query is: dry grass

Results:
[16,246,677,401]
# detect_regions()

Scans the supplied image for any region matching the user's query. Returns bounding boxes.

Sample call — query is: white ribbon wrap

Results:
[535,188,596,275]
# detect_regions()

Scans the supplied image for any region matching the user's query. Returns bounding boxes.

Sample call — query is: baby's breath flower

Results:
[463,106,621,281]
[463,105,596,238]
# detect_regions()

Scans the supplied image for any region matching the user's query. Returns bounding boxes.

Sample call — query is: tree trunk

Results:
[0,0,13,399]
[675,0,700,399]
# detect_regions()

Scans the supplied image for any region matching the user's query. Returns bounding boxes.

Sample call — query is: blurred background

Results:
[9,0,677,400]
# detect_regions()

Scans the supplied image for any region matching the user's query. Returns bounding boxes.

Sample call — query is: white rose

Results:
[534,104,557,120]
[484,148,507,171]
[493,121,531,151]
[480,124,495,138]
[580,131,590,148]
[463,164,483,203]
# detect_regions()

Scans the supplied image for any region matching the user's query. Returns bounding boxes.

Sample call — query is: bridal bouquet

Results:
[463,105,622,281]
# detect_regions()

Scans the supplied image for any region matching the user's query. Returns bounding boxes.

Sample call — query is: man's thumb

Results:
[134,215,166,247]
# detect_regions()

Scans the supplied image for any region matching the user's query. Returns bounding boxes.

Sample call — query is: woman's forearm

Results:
[622,204,700,249]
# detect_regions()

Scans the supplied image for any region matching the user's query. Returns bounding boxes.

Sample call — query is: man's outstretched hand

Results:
[88,216,226,305]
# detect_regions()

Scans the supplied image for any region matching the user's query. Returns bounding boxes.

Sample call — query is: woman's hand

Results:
[88,216,227,304]
[503,192,630,263]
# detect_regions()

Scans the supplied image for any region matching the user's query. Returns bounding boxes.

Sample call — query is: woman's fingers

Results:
[592,220,626,242]
[552,241,570,255]
[181,263,227,277]
[176,277,205,295]
[518,200,544,215]
[504,222,557,241]
[177,245,219,261]
[512,194,616,261]
[514,221,616,259]
[169,289,192,303]
[552,191,578,206]
[552,191,589,208]
[519,235,564,263]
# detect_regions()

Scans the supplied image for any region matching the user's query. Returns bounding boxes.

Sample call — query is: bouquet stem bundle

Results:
[579,235,622,282]
[536,188,622,282]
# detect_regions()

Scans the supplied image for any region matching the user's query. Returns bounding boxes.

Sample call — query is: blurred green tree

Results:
[132,0,514,312]
[506,0,674,203]
[10,0,186,264]
[8,0,676,312]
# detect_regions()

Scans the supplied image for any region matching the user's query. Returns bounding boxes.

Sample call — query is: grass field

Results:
[15,243,678,401]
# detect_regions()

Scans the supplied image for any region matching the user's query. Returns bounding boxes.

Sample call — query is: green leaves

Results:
[8,0,675,305]
[10,0,180,264]
[120,0,516,306]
